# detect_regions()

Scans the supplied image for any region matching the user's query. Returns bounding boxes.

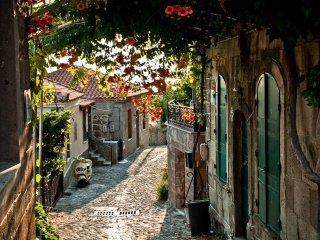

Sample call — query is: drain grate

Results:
[94,210,116,216]
[118,210,140,216]
[94,210,140,216]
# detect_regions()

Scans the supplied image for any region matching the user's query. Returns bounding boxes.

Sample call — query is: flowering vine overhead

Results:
[25,0,320,125]
[165,5,193,17]
[28,12,55,35]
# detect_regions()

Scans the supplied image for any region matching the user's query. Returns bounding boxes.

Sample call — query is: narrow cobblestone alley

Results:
[48,146,219,240]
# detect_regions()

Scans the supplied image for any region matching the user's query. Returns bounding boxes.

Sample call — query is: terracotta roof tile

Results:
[46,68,148,100]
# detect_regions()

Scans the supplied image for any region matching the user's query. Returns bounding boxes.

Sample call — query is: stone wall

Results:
[206,29,320,239]
[166,123,206,208]
[149,124,167,146]
[0,1,36,239]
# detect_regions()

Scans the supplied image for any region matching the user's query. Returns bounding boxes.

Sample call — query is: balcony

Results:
[167,99,205,132]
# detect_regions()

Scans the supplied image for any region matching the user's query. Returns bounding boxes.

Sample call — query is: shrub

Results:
[156,165,168,201]
[35,201,59,240]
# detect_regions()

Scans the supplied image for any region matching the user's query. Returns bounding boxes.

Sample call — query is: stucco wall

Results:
[206,29,320,239]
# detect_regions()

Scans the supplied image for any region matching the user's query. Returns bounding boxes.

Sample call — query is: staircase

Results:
[89,138,119,166]
[89,150,112,166]
[89,139,112,166]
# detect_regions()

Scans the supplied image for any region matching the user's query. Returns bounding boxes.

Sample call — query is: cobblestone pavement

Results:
[48,146,219,240]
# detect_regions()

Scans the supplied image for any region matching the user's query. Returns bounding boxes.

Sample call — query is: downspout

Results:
[192,46,207,200]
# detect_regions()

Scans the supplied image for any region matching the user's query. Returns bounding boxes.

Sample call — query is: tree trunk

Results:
[284,44,320,184]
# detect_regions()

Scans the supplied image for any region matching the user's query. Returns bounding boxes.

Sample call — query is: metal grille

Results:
[118,210,140,216]
[94,210,115,216]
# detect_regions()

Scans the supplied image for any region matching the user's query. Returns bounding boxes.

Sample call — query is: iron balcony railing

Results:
[167,99,205,131]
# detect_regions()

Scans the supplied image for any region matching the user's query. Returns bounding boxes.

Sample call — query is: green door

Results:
[257,73,280,235]
[241,114,249,236]
[215,76,227,183]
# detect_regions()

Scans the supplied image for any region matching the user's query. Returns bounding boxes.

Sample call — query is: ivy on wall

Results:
[300,61,320,107]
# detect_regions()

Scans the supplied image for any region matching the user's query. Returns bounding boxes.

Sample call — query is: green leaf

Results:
[36,174,42,183]
[36,159,41,167]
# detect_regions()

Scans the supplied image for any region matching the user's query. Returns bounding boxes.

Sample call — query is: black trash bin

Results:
[187,200,211,236]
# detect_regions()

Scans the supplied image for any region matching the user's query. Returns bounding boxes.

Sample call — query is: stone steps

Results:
[89,151,112,166]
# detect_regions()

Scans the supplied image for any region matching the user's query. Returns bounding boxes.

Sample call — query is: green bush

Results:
[156,166,168,201]
[35,201,59,240]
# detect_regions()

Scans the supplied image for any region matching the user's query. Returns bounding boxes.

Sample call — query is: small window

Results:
[74,122,77,141]
[83,109,88,141]
[128,109,132,139]
[142,111,146,129]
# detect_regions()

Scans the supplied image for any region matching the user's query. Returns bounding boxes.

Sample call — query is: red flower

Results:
[61,50,67,57]
[59,63,70,69]
[45,14,54,24]
[165,6,174,15]
[116,53,124,64]
[151,72,157,79]
[38,18,48,28]
[31,16,40,26]
[126,37,136,45]
[186,7,193,14]
[77,2,86,10]
[177,7,188,17]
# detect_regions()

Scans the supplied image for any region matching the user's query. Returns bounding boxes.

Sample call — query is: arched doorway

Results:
[234,112,249,238]
[256,73,280,235]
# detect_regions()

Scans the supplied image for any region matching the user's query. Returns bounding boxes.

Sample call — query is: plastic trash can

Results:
[187,200,211,236]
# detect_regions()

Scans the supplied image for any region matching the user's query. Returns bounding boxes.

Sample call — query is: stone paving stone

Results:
[48,146,218,240]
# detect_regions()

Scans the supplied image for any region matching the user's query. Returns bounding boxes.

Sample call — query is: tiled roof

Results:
[44,79,95,108]
[46,68,148,100]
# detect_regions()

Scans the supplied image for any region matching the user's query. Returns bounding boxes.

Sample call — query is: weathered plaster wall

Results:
[206,29,320,239]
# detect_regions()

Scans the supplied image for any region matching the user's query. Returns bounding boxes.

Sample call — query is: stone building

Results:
[0,1,36,239]
[46,68,151,164]
[166,100,207,208]
[166,28,320,240]
[205,29,320,239]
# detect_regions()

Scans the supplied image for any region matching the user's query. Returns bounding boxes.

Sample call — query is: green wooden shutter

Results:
[257,74,280,235]
[265,74,280,234]
[215,76,227,183]
[257,76,267,222]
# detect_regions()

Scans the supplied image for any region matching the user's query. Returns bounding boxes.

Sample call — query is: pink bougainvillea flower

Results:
[177,7,188,17]
[165,5,174,15]
[126,37,136,45]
